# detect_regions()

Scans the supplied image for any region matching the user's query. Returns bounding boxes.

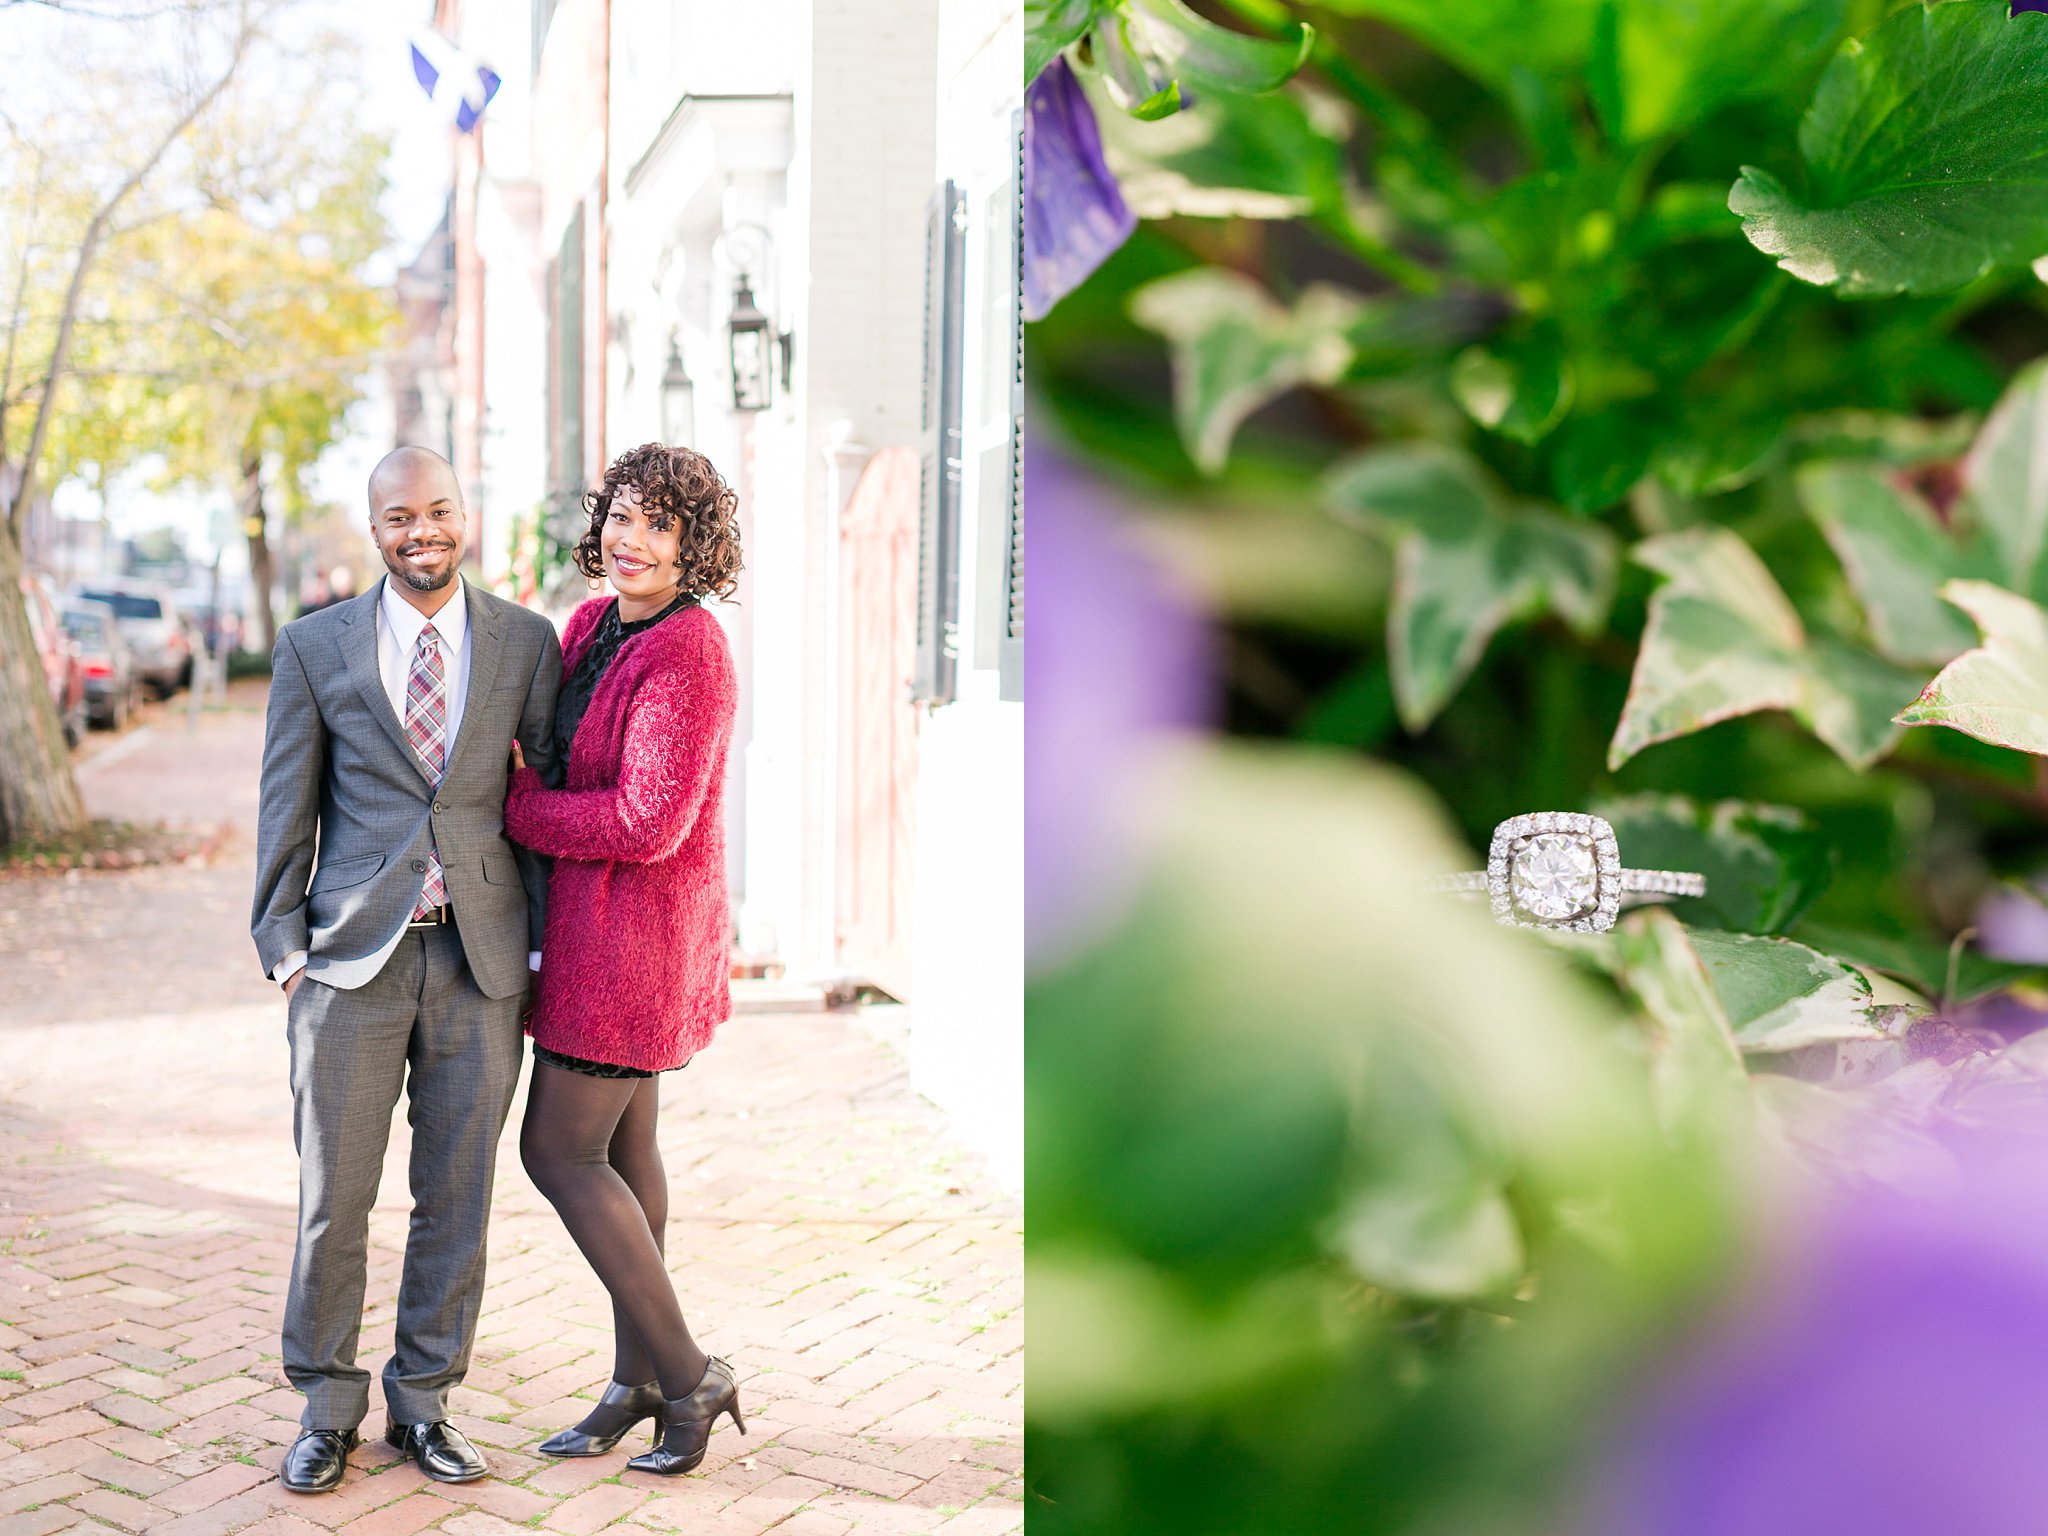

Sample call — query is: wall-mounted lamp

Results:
[727,276,795,412]
[661,337,695,445]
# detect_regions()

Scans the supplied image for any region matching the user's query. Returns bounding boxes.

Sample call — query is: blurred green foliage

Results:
[1029,0,2048,1529]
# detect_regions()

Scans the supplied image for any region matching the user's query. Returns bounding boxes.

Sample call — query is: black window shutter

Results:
[914,182,966,706]
[998,109,1024,704]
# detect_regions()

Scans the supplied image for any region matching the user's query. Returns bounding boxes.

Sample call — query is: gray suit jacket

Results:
[251,578,564,1000]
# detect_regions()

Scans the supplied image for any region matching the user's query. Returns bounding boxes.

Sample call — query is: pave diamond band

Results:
[1426,812,1708,932]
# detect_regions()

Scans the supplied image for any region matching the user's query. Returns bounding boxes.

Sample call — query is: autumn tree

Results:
[0,0,394,845]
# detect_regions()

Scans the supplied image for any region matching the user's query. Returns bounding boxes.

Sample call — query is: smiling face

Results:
[368,453,467,595]
[599,485,684,604]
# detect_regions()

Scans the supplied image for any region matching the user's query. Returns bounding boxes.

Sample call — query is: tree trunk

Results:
[0,522,87,848]
[242,449,276,652]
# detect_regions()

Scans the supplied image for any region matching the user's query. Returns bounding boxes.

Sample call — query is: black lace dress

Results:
[532,592,700,1080]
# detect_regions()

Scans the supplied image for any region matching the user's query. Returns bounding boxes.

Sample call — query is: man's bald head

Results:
[368,445,460,511]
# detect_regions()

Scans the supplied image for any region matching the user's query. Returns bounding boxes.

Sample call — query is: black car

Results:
[62,600,139,730]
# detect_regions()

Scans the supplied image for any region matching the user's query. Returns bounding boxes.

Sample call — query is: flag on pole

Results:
[409,28,502,133]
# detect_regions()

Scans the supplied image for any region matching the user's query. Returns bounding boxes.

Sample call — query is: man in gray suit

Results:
[252,447,563,1494]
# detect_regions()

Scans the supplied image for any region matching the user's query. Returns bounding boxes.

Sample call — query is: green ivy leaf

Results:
[1325,445,1617,731]
[1591,794,1834,934]
[1597,0,1847,143]
[1960,356,2048,601]
[1027,0,1104,85]
[1800,634,1930,771]
[1129,269,1361,474]
[1331,1179,1523,1301]
[1608,909,1751,1138]
[1895,579,2048,756]
[1685,929,1885,1054]
[1097,81,1347,219]
[1451,325,1574,444]
[1798,460,1988,666]
[1792,921,2040,1005]
[1610,526,1919,770]
[1802,364,2048,674]
[1729,2,2048,296]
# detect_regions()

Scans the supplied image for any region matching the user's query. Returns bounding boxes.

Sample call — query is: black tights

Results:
[519,1063,708,1399]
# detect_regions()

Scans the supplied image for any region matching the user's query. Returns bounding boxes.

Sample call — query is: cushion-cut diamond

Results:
[1512,834,1598,921]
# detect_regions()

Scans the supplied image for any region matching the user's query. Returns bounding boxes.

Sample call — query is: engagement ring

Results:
[1427,812,1706,932]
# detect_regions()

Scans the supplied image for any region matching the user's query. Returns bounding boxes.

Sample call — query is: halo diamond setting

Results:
[1488,812,1623,932]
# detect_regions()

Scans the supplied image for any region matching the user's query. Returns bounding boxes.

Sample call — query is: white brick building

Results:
[438,0,1021,1183]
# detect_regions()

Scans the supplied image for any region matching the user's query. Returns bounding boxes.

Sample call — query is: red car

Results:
[21,572,87,747]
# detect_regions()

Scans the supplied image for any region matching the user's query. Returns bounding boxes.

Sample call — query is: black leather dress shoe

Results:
[280,1427,359,1493]
[385,1420,489,1483]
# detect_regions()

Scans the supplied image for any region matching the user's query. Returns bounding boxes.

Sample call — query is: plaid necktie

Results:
[404,623,448,918]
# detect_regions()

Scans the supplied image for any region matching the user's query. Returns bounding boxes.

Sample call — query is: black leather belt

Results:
[406,905,453,930]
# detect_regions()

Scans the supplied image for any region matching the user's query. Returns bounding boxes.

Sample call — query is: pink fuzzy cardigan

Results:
[504,597,737,1071]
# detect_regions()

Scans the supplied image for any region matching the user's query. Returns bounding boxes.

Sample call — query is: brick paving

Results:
[0,687,1021,1536]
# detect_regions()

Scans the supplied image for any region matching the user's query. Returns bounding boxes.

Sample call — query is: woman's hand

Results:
[510,740,527,773]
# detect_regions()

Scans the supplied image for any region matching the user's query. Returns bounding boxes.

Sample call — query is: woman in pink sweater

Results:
[503,443,743,1475]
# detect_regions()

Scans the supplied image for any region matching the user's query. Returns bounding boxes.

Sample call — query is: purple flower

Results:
[1588,1127,2048,1536]
[1022,56,1138,324]
[1975,879,2048,964]
[1025,443,1214,970]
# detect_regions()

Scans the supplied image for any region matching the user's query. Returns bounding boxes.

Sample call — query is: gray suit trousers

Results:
[282,923,525,1430]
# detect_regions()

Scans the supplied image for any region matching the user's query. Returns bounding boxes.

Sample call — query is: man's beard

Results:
[386,544,458,592]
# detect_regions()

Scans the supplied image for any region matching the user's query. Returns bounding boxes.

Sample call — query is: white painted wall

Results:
[907,0,1023,1187]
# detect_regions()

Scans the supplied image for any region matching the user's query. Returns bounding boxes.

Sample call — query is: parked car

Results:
[61,599,138,731]
[20,572,87,747]
[72,580,191,697]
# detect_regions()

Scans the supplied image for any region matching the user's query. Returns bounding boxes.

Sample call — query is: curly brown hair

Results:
[574,442,743,600]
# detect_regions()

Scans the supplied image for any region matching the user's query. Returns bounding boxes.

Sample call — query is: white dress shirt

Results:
[273,577,540,986]
[376,573,471,751]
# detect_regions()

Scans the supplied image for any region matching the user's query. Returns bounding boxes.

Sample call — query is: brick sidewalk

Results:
[0,691,1021,1536]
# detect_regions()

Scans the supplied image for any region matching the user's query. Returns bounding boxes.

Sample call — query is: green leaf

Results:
[1313,0,1599,92]
[1788,409,1979,467]
[1590,794,1834,934]
[1895,579,2048,755]
[1610,527,1805,768]
[1123,0,1314,94]
[1129,269,1361,473]
[1960,357,2048,601]
[1332,1180,1523,1301]
[1611,526,1917,770]
[1798,634,1927,771]
[1551,408,1659,512]
[1095,0,1314,114]
[1729,2,2048,296]
[1608,909,1751,1138]
[1793,921,2040,1005]
[1451,325,1574,444]
[1685,929,1885,1054]
[1798,460,1986,665]
[1027,0,1103,85]
[1096,81,1346,219]
[1325,445,1617,730]
[1600,0,1847,142]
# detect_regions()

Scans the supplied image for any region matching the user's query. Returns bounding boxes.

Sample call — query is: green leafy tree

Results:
[0,0,261,846]
[0,2,393,845]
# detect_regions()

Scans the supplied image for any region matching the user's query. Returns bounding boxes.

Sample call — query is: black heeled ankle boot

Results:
[537,1379,665,1457]
[624,1358,745,1475]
